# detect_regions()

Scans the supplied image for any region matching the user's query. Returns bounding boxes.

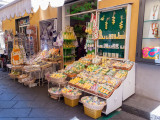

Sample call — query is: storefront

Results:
[136,0,160,101]
[3,0,159,119]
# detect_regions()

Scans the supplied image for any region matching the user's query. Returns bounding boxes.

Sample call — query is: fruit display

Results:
[81,96,106,106]
[62,86,81,96]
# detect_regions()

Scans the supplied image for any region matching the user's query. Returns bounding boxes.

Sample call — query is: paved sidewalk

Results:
[0,70,146,120]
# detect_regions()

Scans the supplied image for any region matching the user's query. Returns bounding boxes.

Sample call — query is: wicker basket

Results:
[24,78,36,86]
[64,97,79,107]
[66,73,77,78]
[48,89,62,99]
[121,65,133,71]
[18,74,28,81]
[62,93,81,100]
[9,73,19,79]
[68,83,75,87]
[84,106,102,119]
[81,97,106,111]
[50,76,67,84]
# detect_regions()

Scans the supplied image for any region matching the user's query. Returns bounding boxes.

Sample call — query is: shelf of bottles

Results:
[63,26,77,66]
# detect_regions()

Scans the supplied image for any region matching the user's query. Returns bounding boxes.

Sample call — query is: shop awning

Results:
[0,0,65,21]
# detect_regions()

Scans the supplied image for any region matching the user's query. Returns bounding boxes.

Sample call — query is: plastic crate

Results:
[84,106,102,119]
[64,97,79,107]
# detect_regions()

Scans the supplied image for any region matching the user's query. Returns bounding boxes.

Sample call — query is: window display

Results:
[136,0,160,64]
[98,8,126,59]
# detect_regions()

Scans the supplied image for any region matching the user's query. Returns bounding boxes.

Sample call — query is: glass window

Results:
[142,0,160,60]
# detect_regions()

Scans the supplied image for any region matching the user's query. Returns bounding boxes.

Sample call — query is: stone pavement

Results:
[0,70,146,120]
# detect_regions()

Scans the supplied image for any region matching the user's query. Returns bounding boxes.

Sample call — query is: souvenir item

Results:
[92,13,99,41]
[81,96,106,106]
[152,23,159,37]
[112,11,116,25]
[53,32,63,47]
[19,44,27,63]
[99,29,103,39]
[62,86,81,96]
[11,40,23,65]
[142,47,160,60]
[50,72,67,79]
[100,15,105,21]
[153,5,158,19]
[119,15,123,30]
[105,17,110,30]
[48,87,61,94]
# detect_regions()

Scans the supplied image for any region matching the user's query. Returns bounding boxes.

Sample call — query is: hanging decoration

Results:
[153,5,158,19]
[119,15,123,30]
[112,11,116,25]
[100,15,105,21]
[105,17,110,30]
[92,13,99,41]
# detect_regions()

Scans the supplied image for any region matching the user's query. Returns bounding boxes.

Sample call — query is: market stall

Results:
[47,1,135,118]
[48,55,135,118]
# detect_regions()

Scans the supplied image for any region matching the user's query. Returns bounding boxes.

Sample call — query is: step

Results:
[122,94,160,120]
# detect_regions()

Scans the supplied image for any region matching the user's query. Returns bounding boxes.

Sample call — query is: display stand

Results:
[22,68,41,86]
[48,80,67,101]
[62,2,134,116]
[69,63,135,115]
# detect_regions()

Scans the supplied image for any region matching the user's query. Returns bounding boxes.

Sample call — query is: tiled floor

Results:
[0,70,146,120]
